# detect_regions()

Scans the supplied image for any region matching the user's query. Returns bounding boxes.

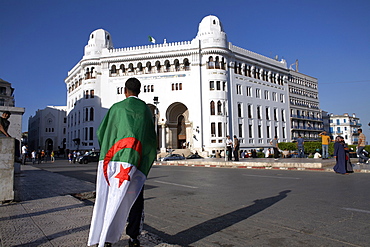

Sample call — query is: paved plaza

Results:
[0,158,369,246]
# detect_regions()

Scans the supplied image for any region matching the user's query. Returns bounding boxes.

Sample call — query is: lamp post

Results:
[153,96,159,137]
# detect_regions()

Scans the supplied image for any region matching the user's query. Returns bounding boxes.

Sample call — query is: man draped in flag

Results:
[88,77,157,247]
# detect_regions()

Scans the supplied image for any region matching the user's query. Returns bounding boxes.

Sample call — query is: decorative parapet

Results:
[105,41,194,55]
[229,43,288,69]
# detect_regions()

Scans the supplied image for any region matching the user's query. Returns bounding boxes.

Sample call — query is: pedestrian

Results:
[226,135,233,161]
[0,111,11,137]
[296,135,304,158]
[233,135,240,161]
[356,128,369,165]
[51,151,55,163]
[333,136,347,174]
[344,142,354,173]
[21,144,28,165]
[31,150,36,164]
[313,149,322,159]
[319,131,331,159]
[37,149,42,164]
[88,78,157,247]
[68,152,72,163]
[270,136,279,160]
[265,148,271,158]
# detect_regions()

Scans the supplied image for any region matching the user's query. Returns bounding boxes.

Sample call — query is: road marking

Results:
[242,174,301,180]
[342,207,370,214]
[153,180,198,189]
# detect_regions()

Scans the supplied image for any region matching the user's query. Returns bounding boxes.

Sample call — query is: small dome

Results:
[194,15,227,47]
[84,29,113,58]
[198,15,224,33]
[87,29,113,48]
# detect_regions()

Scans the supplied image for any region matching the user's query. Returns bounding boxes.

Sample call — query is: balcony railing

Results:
[291,115,323,121]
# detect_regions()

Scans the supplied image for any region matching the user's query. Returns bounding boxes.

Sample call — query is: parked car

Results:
[160,153,185,161]
[186,153,203,159]
[77,151,100,164]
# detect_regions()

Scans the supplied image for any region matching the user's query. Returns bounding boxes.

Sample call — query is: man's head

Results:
[358,128,362,133]
[124,77,141,97]
[1,111,11,119]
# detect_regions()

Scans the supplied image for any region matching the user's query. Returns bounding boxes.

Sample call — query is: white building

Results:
[28,106,67,153]
[329,113,362,145]
[287,70,323,141]
[65,15,320,155]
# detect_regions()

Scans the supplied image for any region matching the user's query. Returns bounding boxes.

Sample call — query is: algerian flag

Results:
[148,35,156,43]
[88,97,157,247]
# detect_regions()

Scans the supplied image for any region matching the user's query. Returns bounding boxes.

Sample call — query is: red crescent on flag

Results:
[103,137,142,186]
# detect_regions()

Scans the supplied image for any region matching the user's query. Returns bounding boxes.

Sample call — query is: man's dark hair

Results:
[3,111,11,116]
[358,128,362,132]
[125,78,141,95]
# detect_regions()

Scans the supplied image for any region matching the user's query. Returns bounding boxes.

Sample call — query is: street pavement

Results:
[0,158,369,246]
[0,161,177,247]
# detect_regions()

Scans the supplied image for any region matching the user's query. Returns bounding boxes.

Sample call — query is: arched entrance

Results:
[45,138,53,152]
[166,102,189,149]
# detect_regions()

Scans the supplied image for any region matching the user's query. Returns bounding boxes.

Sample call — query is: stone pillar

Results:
[0,137,15,202]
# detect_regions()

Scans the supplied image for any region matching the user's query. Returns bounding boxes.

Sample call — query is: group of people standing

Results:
[226,135,240,161]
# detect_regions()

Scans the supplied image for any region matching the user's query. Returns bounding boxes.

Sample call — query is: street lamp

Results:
[153,96,159,136]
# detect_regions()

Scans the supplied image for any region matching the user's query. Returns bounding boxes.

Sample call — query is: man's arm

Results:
[0,124,11,137]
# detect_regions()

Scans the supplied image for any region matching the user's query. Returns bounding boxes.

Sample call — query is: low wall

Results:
[0,137,15,202]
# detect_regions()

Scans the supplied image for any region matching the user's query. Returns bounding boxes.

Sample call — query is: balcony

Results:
[290,115,323,121]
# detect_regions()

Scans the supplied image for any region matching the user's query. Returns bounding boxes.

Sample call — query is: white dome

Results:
[194,15,227,48]
[198,15,224,33]
[84,29,113,58]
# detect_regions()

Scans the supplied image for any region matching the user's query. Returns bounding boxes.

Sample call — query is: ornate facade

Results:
[65,15,320,155]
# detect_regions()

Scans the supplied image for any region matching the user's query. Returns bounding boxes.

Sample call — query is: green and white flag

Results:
[148,35,156,43]
[88,96,157,247]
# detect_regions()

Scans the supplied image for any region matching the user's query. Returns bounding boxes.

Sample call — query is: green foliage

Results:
[304,142,322,154]
[257,152,265,158]
[277,142,296,151]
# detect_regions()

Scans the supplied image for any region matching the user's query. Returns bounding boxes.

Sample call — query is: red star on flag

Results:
[114,165,132,188]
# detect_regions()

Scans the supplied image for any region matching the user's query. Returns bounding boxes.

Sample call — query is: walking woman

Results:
[333,136,347,174]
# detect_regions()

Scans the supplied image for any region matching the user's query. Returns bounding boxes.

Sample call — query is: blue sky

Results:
[1,0,369,137]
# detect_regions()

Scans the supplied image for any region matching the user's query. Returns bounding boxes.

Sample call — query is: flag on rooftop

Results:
[148,35,156,43]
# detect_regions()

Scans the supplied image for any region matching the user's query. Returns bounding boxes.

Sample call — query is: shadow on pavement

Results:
[145,190,291,246]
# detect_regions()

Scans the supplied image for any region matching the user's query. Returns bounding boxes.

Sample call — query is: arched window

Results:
[221,57,225,70]
[155,61,161,72]
[120,64,125,74]
[208,56,215,69]
[85,108,89,121]
[210,101,215,115]
[164,60,170,72]
[90,108,94,121]
[174,59,180,71]
[85,68,90,79]
[146,62,152,73]
[215,57,220,69]
[137,62,143,72]
[183,58,190,71]
[217,101,222,115]
[111,65,117,74]
[128,63,134,72]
